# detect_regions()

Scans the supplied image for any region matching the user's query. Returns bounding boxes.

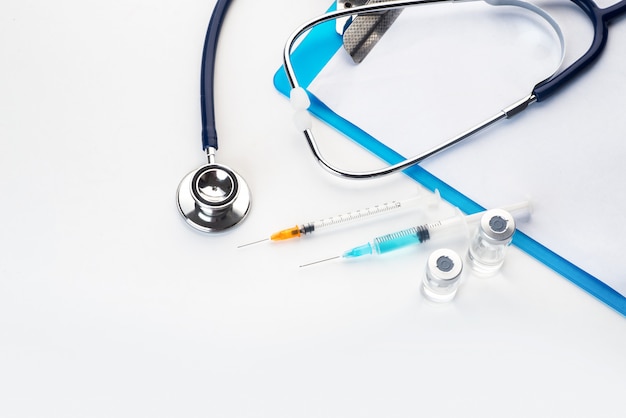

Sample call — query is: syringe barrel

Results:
[372,225,430,255]
[424,212,471,242]
[309,192,440,234]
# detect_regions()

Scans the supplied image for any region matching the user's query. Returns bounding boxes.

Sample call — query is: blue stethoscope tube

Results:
[533,0,626,102]
[201,0,232,151]
[282,0,626,179]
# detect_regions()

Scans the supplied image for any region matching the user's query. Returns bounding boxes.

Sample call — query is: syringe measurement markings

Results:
[312,201,402,230]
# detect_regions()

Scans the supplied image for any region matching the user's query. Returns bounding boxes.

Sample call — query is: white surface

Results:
[1,1,625,417]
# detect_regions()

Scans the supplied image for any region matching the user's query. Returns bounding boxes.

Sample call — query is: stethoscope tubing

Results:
[201,0,233,152]
[533,0,626,101]
[283,0,626,179]
[177,0,251,233]
[283,0,553,179]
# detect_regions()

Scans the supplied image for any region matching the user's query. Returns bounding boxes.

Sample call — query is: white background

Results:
[1,1,625,417]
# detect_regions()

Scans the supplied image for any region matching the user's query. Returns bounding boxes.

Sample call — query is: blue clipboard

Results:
[273,4,626,316]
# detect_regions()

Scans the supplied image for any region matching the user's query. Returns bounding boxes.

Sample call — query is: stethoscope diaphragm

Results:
[177,163,251,233]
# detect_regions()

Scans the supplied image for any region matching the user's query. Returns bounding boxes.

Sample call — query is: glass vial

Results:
[422,248,463,303]
[467,209,516,276]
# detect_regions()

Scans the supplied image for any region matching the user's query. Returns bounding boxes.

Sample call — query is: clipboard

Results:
[273,2,626,315]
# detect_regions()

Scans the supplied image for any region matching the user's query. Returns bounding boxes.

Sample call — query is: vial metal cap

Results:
[427,248,463,282]
[479,209,516,244]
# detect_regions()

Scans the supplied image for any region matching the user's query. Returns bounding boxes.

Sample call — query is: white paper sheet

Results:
[307,1,626,296]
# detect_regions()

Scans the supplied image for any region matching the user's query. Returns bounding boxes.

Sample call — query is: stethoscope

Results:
[282,0,626,179]
[177,0,251,233]
[178,0,626,233]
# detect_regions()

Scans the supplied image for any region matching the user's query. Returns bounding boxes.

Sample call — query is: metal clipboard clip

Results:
[336,0,404,63]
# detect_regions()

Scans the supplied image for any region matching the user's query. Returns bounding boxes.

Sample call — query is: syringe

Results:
[237,191,441,248]
[299,200,532,267]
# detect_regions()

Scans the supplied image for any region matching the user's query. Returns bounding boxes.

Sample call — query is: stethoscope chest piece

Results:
[177,163,251,233]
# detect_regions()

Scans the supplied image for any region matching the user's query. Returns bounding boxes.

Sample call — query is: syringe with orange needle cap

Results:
[237,191,440,248]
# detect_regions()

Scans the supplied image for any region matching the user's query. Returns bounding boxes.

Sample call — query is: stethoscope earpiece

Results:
[177,163,251,233]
